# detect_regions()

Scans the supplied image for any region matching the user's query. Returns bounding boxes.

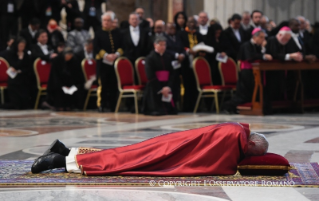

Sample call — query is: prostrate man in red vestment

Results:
[31,122,269,176]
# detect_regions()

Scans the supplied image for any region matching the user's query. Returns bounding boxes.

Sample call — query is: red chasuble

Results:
[76,122,250,176]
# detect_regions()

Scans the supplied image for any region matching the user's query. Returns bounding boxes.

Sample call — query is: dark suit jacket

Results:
[221,27,246,60]
[20,28,38,51]
[179,31,204,49]
[121,27,149,63]
[164,33,185,57]
[83,0,106,21]
[31,44,54,61]
[196,25,215,45]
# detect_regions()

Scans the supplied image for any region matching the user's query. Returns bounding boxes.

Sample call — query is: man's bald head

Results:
[154,20,165,34]
[246,133,269,156]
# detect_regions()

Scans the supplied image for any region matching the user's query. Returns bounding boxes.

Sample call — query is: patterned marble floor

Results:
[0,110,319,201]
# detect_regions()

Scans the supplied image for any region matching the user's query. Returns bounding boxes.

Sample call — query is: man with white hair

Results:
[31,122,269,176]
[196,11,213,44]
[94,12,124,112]
[241,11,252,31]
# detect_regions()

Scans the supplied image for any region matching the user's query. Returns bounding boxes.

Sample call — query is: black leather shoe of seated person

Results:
[31,152,60,174]
[43,139,70,156]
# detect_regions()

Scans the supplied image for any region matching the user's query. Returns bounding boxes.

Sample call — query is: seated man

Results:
[31,122,268,176]
[142,36,178,115]
[224,28,272,113]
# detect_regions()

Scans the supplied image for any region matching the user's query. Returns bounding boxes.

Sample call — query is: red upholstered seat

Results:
[34,59,51,89]
[82,59,96,80]
[33,58,52,109]
[192,57,231,113]
[219,58,238,87]
[0,82,8,87]
[81,59,97,110]
[202,85,233,90]
[135,57,148,86]
[123,85,144,90]
[115,57,144,113]
[0,58,9,84]
[91,84,98,89]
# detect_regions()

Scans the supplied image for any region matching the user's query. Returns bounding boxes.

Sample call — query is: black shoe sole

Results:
[43,139,59,156]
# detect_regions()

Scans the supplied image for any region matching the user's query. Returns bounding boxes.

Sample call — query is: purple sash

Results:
[156,71,169,82]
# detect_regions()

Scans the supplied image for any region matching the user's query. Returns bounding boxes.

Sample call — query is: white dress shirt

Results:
[130,25,140,46]
[199,24,208,35]
[37,42,49,55]
[291,33,302,50]
[85,50,94,60]
[232,28,241,42]
[28,25,37,38]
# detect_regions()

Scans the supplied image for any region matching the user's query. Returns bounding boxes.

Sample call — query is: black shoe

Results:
[31,152,60,173]
[43,139,70,156]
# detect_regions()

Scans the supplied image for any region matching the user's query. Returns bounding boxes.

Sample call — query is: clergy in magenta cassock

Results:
[31,122,269,176]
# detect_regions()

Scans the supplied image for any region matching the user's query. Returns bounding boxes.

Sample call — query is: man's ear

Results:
[248,140,255,146]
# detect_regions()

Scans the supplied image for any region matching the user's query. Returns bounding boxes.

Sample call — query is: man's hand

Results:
[188,49,196,56]
[262,40,267,47]
[290,52,303,62]
[9,67,16,73]
[264,54,273,61]
[51,53,58,59]
[161,86,171,98]
[105,54,118,62]
[305,55,317,63]
[177,54,185,63]
[220,52,227,57]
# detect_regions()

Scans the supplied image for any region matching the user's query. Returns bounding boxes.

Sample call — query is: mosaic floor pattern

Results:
[0,110,319,201]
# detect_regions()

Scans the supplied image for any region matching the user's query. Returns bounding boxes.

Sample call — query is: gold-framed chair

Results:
[218,57,239,91]
[33,58,51,109]
[192,57,233,113]
[135,57,147,86]
[81,58,97,110]
[114,57,144,114]
[0,57,9,104]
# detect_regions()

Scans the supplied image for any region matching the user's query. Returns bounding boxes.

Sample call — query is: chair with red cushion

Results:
[0,57,9,104]
[135,57,148,86]
[82,59,97,110]
[218,57,238,90]
[115,57,144,114]
[193,57,233,113]
[33,58,51,109]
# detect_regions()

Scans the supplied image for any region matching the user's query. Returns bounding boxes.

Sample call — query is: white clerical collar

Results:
[155,33,163,36]
[130,25,139,32]
[250,38,256,44]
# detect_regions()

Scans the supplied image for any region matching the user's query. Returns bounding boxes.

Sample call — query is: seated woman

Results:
[1,37,33,109]
[31,122,268,176]
[44,47,85,111]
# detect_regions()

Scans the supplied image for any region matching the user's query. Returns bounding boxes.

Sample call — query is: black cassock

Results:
[3,51,33,109]
[224,41,264,113]
[266,36,294,105]
[142,50,178,115]
[46,54,85,109]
